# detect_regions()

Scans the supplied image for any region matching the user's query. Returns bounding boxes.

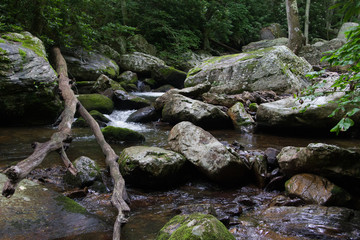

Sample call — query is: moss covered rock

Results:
[185,46,312,95]
[156,213,235,240]
[102,126,145,143]
[118,146,186,187]
[113,90,151,110]
[64,156,101,187]
[77,94,114,114]
[72,110,109,128]
[0,32,62,126]
[92,74,125,95]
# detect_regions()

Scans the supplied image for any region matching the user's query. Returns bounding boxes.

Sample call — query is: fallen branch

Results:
[2,46,129,240]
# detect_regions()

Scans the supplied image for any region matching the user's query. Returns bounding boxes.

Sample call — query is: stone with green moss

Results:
[156,213,235,240]
[118,146,186,188]
[113,90,151,110]
[102,126,145,143]
[184,46,312,95]
[64,156,101,187]
[77,94,114,114]
[152,65,187,89]
[73,110,109,128]
[0,32,62,126]
[249,103,259,112]
[92,74,125,94]
[0,173,107,238]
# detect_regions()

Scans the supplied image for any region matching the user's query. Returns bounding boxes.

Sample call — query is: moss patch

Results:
[2,33,46,59]
[77,94,114,114]
[19,48,27,62]
[55,195,87,214]
[102,126,145,143]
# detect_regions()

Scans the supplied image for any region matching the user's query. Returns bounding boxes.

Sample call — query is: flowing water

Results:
[1,92,360,239]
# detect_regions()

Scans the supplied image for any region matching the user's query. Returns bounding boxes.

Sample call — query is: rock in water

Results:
[185,46,311,95]
[0,32,62,125]
[168,121,251,183]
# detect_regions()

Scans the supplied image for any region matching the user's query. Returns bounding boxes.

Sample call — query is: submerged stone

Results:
[0,173,109,239]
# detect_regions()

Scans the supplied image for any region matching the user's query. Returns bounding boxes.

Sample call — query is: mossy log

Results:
[1,46,129,240]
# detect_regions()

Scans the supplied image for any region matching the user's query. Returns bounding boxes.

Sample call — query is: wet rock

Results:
[64,156,102,187]
[0,173,109,239]
[242,37,288,52]
[118,146,186,188]
[119,52,165,74]
[92,74,124,97]
[168,121,251,183]
[102,126,145,143]
[264,148,280,168]
[118,70,138,84]
[277,143,360,182]
[156,213,235,240]
[0,32,62,125]
[285,173,352,206]
[73,110,110,128]
[113,90,151,110]
[162,94,232,129]
[185,46,311,95]
[77,94,114,114]
[268,194,305,207]
[260,205,360,239]
[126,106,160,123]
[63,47,119,81]
[227,102,255,129]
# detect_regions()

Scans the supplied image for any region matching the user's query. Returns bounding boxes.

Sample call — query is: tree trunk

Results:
[304,0,311,45]
[286,0,304,54]
[120,0,128,25]
[2,47,129,240]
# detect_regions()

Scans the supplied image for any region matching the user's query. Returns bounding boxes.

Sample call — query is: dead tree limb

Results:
[2,46,129,240]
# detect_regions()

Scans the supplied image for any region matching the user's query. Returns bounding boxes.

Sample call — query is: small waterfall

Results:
[104,110,150,132]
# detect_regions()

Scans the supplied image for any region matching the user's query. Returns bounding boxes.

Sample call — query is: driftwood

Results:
[1,46,129,240]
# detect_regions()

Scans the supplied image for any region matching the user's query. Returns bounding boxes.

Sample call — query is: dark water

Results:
[1,109,360,240]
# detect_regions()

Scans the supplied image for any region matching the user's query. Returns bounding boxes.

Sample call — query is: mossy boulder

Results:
[72,110,109,128]
[102,126,145,143]
[0,173,108,239]
[128,34,157,56]
[113,90,151,110]
[0,32,62,125]
[152,65,187,89]
[63,47,119,81]
[156,213,235,240]
[77,94,114,114]
[119,52,165,74]
[118,146,186,187]
[185,46,312,95]
[64,156,101,187]
[92,74,125,96]
[118,71,138,84]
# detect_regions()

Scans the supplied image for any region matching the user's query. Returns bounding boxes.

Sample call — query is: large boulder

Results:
[156,213,235,240]
[337,22,359,40]
[118,146,186,187]
[119,52,165,74]
[256,74,349,130]
[162,94,232,129]
[77,94,114,114]
[242,38,288,52]
[0,173,108,239]
[63,47,119,81]
[277,143,360,182]
[285,173,352,206]
[0,32,62,125]
[299,38,345,67]
[168,121,251,183]
[151,65,187,89]
[127,34,157,56]
[185,46,311,95]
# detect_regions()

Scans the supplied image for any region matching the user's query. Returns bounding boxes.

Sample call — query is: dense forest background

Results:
[1,0,357,65]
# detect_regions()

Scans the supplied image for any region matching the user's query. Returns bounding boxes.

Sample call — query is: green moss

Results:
[0,39,5,43]
[89,110,110,123]
[55,195,87,214]
[2,33,46,59]
[118,151,137,174]
[19,48,27,62]
[187,67,202,77]
[102,126,145,143]
[103,66,117,77]
[77,94,114,114]
[249,103,258,112]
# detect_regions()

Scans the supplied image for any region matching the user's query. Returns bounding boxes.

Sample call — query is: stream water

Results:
[1,92,360,240]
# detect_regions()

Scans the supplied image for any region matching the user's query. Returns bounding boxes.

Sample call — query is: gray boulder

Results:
[63,47,119,81]
[113,90,151,110]
[185,46,311,95]
[242,37,288,52]
[64,156,101,187]
[285,173,351,206]
[277,143,360,181]
[162,94,232,129]
[227,102,255,129]
[0,173,108,239]
[156,213,235,240]
[337,22,359,40]
[178,51,212,71]
[0,32,62,125]
[126,106,160,123]
[299,38,345,67]
[92,74,124,97]
[127,34,157,56]
[168,121,251,183]
[118,146,186,187]
[151,65,187,89]
[119,52,165,74]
